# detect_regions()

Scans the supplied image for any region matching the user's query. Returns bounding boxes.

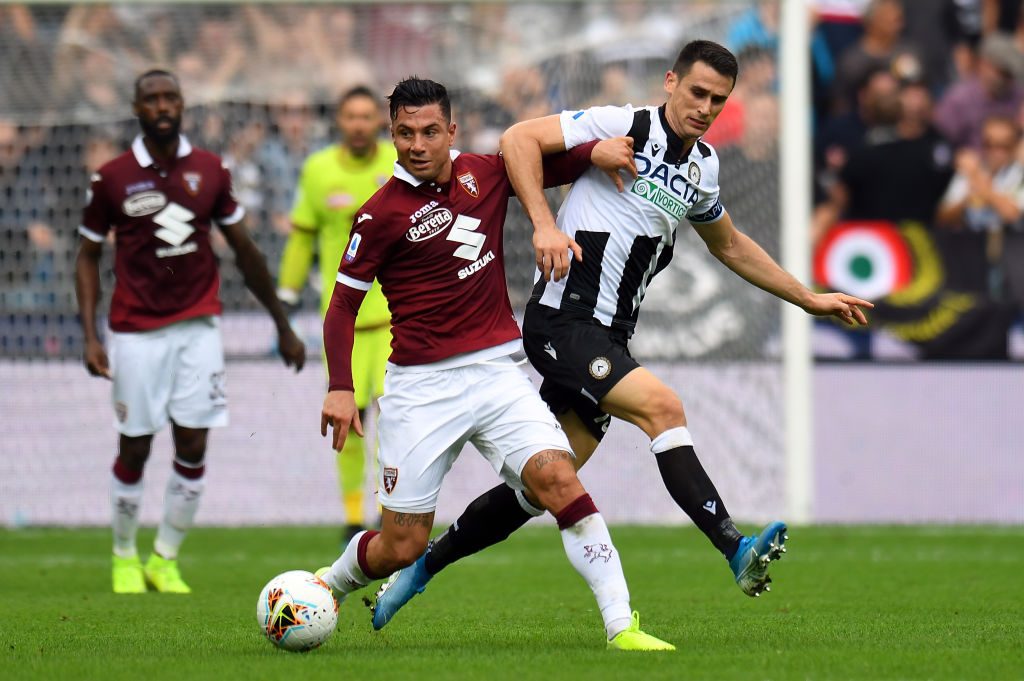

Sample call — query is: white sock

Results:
[153,470,205,560]
[560,513,633,639]
[325,530,372,596]
[111,473,144,559]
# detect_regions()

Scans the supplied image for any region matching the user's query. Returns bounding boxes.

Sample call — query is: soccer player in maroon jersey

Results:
[316,77,672,650]
[74,70,306,595]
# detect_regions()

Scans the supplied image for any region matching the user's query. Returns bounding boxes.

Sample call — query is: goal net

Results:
[0,1,784,527]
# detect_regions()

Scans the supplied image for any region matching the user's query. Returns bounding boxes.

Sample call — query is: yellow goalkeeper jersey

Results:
[279,142,396,326]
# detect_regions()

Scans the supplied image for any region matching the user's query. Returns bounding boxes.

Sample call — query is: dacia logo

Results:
[406,207,454,242]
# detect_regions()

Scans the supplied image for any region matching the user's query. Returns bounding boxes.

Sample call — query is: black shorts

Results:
[522,302,640,442]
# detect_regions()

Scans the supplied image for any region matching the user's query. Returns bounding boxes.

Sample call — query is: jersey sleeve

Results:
[336,205,397,292]
[540,140,599,188]
[78,171,113,242]
[559,105,635,149]
[289,157,319,230]
[686,152,726,224]
[213,162,245,226]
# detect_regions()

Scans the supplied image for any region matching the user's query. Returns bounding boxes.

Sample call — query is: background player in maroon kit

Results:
[316,77,671,650]
[75,70,305,594]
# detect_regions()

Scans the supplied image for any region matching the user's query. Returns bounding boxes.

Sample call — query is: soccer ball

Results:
[256,570,338,652]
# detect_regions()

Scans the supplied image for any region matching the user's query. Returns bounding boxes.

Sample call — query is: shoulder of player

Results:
[693,139,721,178]
[353,178,406,226]
[452,152,507,182]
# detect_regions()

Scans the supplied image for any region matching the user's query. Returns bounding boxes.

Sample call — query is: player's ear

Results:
[448,121,456,147]
[664,70,679,95]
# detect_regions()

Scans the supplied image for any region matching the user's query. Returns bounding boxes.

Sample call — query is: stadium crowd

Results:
[1,0,1022,359]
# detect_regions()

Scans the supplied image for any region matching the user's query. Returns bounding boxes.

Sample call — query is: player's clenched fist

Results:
[320,389,363,451]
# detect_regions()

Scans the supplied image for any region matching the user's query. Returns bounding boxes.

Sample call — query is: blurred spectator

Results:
[703,45,776,149]
[934,32,1024,150]
[718,92,780,255]
[813,79,953,245]
[936,116,1024,293]
[0,6,53,116]
[222,118,269,221]
[815,69,901,193]
[901,0,983,95]
[727,0,779,54]
[832,0,924,114]
[174,7,246,103]
[257,90,327,238]
[582,1,682,66]
[495,65,553,123]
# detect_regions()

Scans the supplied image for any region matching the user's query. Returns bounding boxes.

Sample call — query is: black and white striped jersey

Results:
[531,103,726,334]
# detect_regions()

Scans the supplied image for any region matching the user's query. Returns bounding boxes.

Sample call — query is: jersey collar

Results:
[658,104,694,167]
[131,134,193,168]
[393,149,461,187]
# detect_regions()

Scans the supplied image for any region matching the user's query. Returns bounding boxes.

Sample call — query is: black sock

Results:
[423,484,536,575]
[654,444,743,559]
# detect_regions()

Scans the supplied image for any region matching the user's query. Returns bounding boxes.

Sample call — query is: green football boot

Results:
[144,554,191,594]
[606,611,676,651]
[112,554,146,594]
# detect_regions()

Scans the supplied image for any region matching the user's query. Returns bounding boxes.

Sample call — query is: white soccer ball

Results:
[256,570,338,652]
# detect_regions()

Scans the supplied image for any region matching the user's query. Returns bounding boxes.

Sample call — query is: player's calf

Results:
[319,511,432,602]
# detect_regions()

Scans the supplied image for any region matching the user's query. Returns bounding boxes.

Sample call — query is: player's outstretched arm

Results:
[501,115,578,282]
[220,218,306,371]
[693,211,874,326]
[74,236,110,378]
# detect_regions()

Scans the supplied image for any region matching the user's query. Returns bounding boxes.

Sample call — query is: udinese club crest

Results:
[457,172,479,198]
[687,162,700,185]
[588,356,612,379]
[383,467,399,494]
[183,172,202,195]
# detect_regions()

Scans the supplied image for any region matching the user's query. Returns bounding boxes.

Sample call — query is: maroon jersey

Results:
[79,135,243,332]
[328,146,595,379]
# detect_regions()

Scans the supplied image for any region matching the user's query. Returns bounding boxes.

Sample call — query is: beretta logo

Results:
[122,190,167,217]
[406,207,454,242]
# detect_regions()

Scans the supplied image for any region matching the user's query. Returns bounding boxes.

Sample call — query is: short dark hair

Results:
[134,69,179,99]
[387,77,451,122]
[338,85,378,111]
[672,40,739,83]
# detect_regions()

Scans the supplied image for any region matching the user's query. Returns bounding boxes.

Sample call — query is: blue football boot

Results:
[371,552,433,630]
[729,521,788,597]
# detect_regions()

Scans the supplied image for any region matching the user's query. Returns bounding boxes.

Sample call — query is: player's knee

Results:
[172,428,207,463]
[637,389,686,436]
[117,435,152,470]
[525,453,584,510]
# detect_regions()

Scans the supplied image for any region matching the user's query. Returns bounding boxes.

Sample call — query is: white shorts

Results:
[376,357,572,513]
[109,316,228,437]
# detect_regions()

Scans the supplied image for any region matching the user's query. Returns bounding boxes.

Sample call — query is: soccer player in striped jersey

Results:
[373,41,873,626]
[277,87,396,542]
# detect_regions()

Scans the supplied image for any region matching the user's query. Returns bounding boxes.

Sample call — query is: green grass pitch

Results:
[2,525,1022,680]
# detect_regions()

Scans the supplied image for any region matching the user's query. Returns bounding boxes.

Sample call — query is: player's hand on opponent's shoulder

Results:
[276,325,306,372]
[803,292,874,326]
[591,136,637,193]
[321,390,363,451]
[83,338,111,379]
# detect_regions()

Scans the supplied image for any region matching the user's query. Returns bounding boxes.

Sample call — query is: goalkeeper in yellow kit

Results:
[277,86,396,540]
